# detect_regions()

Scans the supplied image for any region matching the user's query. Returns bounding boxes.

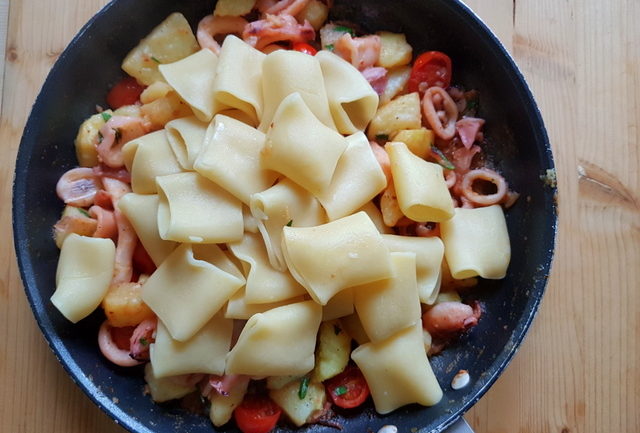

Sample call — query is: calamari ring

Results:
[56,167,100,207]
[422,86,458,140]
[197,15,248,54]
[98,321,141,367]
[461,168,508,206]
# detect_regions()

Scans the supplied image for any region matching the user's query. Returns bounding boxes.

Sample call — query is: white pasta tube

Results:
[51,234,115,323]
[282,211,393,305]
[351,323,443,414]
[262,92,347,197]
[386,141,454,222]
[165,116,208,170]
[440,205,511,279]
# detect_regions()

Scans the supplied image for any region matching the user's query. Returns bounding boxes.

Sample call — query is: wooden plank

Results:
[0,0,9,112]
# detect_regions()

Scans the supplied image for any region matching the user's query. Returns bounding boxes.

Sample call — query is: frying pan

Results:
[12,0,557,432]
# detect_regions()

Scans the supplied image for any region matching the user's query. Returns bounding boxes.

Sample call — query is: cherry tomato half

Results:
[325,366,370,409]
[408,51,452,94]
[234,394,282,433]
[132,242,156,276]
[106,76,145,109]
[293,42,318,56]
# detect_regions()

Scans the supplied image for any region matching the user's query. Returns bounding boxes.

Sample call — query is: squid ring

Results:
[461,168,508,206]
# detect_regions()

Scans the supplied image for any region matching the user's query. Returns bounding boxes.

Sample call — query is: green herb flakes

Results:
[101,112,112,122]
[286,220,293,227]
[298,377,310,399]
[334,385,347,396]
[151,56,161,64]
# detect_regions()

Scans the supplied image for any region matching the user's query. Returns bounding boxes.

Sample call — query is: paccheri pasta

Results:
[51,1,518,432]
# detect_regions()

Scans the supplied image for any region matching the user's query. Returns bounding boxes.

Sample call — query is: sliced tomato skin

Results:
[106,77,145,109]
[408,51,452,94]
[293,42,318,55]
[132,242,156,276]
[325,366,370,409]
[234,394,282,433]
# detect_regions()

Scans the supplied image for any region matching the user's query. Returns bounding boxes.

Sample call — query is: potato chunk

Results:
[377,32,413,69]
[269,379,326,427]
[214,0,256,16]
[122,13,199,85]
[296,0,329,30]
[312,320,351,382]
[391,128,434,159]
[367,92,422,140]
[102,281,155,327]
[75,111,111,167]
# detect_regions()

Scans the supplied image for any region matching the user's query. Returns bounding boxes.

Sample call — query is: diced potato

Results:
[140,81,174,104]
[144,363,195,402]
[435,291,462,304]
[214,0,256,16]
[312,320,351,382]
[74,111,111,166]
[269,379,326,427]
[53,207,98,248]
[423,328,432,353]
[140,92,193,130]
[367,92,421,140]
[340,314,370,345]
[113,104,142,118]
[380,66,412,105]
[296,0,329,30]
[102,281,155,327]
[391,128,434,159]
[122,13,199,85]
[210,378,249,427]
[267,375,303,391]
[379,183,404,227]
[377,32,412,69]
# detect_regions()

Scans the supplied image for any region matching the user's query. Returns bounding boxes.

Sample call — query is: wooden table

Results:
[1,1,638,432]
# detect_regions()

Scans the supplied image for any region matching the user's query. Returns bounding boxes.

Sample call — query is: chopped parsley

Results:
[334,25,355,36]
[78,208,91,218]
[98,131,103,143]
[101,112,112,122]
[286,220,293,227]
[431,146,455,171]
[151,56,161,64]
[298,377,310,399]
[325,44,335,51]
[139,337,149,347]
[334,385,347,396]
[375,133,389,141]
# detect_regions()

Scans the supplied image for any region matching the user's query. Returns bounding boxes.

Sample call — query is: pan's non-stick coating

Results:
[13,1,556,432]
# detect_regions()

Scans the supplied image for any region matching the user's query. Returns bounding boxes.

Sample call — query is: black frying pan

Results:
[13,1,557,432]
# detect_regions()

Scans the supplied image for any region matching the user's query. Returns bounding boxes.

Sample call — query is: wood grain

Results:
[1,1,638,433]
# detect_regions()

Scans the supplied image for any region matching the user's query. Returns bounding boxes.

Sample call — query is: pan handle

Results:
[442,417,475,433]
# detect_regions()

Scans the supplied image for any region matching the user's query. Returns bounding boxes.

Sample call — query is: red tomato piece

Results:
[234,395,282,433]
[325,366,370,409]
[132,242,156,276]
[109,325,136,351]
[408,51,452,94]
[106,76,145,109]
[293,42,318,55]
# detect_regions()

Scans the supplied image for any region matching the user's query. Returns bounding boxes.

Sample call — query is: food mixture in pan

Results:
[50,0,517,431]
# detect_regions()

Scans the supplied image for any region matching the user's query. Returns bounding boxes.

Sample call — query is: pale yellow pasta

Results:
[340,313,370,345]
[159,49,219,122]
[225,301,322,376]
[386,141,454,222]
[122,130,183,194]
[218,108,258,127]
[212,35,265,124]
[192,243,245,280]
[440,205,511,279]
[282,211,393,305]
[322,288,354,321]
[358,201,394,234]
[118,193,178,267]
[194,114,278,205]
[142,243,245,341]
[144,363,195,403]
[156,172,243,243]
[351,323,443,414]
[164,116,208,170]
[228,233,307,304]
[243,205,260,234]
[249,179,326,271]
[150,312,232,378]
[382,234,444,304]
[122,13,200,85]
[262,93,347,196]
[353,252,421,342]
[51,234,115,323]
[316,132,387,220]
[259,49,335,131]
[316,50,379,134]
[225,288,306,320]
